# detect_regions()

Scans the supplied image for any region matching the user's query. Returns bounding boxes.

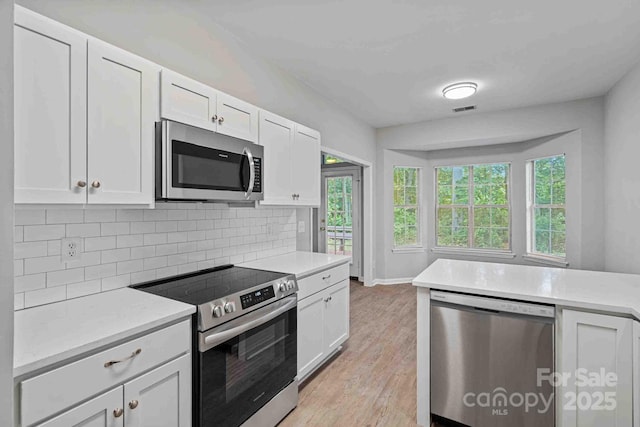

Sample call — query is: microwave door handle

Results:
[200,296,296,351]
[243,147,255,199]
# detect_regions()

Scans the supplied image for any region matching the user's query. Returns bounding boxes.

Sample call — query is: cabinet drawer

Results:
[21,320,191,427]
[297,263,349,300]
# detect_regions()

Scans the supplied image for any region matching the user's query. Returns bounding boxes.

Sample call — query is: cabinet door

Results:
[14,7,87,204]
[297,292,326,380]
[38,387,123,427]
[561,310,633,427]
[259,111,295,205]
[123,354,191,427]
[160,69,217,132]
[324,279,350,354]
[292,124,321,206]
[87,39,158,205]
[216,92,259,143]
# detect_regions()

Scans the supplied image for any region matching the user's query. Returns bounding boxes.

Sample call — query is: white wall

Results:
[375,97,605,281]
[604,59,640,274]
[0,0,14,424]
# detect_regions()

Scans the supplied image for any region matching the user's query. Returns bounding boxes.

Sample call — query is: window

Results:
[436,163,510,250]
[322,154,345,165]
[527,155,566,259]
[393,167,420,247]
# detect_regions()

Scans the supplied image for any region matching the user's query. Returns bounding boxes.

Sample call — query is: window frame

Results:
[434,162,513,254]
[525,154,567,264]
[392,166,422,249]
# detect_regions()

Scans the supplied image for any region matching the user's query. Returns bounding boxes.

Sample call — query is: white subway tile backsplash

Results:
[13,204,296,310]
[84,236,117,252]
[24,286,66,308]
[66,223,101,238]
[47,268,85,287]
[15,274,46,293]
[15,241,48,259]
[24,225,66,242]
[46,209,84,224]
[84,209,116,223]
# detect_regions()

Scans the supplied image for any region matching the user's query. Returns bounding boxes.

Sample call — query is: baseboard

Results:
[372,277,415,286]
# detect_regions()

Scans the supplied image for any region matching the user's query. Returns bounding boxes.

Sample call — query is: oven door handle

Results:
[243,147,255,199]
[200,296,296,352]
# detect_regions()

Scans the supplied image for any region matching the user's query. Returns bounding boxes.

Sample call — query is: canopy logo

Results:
[462,388,553,415]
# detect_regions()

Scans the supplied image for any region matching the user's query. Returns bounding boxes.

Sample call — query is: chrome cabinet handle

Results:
[211,114,218,122]
[129,400,139,410]
[218,116,224,124]
[104,348,142,368]
[91,180,101,189]
[114,408,124,418]
[76,180,87,188]
[322,274,331,280]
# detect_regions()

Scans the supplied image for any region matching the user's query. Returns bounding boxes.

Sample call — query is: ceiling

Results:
[202,0,640,128]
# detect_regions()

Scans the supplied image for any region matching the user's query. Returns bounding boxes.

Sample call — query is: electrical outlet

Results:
[61,238,82,262]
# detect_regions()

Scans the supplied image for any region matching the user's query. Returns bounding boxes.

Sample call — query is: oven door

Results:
[161,120,263,201]
[197,296,297,427]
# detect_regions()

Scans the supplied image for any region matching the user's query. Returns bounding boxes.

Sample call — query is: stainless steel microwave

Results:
[156,120,263,202]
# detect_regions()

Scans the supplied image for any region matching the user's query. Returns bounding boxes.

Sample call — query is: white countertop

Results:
[14,288,195,378]
[413,259,640,320]
[239,251,351,279]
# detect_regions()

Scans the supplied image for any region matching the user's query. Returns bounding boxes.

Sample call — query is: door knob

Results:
[211,115,218,122]
[113,408,124,418]
[76,180,87,188]
[320,227,326,231]
[129,400,139,410]
[91,180,101,189]
[218,116,224,124]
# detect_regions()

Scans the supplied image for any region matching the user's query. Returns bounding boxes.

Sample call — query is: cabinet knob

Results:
[113,408,124,418]
[91,180,101,189]
[129,400,139,410]
[211,115,218,122]
[76,180,87,188]
[218,116,225,124]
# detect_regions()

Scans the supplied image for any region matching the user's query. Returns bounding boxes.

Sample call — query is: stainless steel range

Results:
[132,264,298,427]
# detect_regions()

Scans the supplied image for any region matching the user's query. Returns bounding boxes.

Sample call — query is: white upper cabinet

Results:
[259,111,321,207]
[14,7,158,206]
[14,7,87,204]
[87,40,158,205]
[160,69,259,143]
[216,92,259,143]
[160,69,217,132]
[292,124,321,206]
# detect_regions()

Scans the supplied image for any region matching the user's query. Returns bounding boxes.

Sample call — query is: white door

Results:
[216,92,259,143]
[87,39,158,205]
[259,111,295,205]
[319,166,362,277]
[38,387,123,427]
[297,292,326,380]
[123,354,191,427]
[324,280,350,354]
[160,69,217,132]
[292,124,321,206]
[561,310,633,427]
[14,7,87,204]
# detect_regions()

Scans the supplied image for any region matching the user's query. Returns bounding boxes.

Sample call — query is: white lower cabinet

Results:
[21,320,192,427]
[297,266,350,382]
[634,321,640,427]
[561,309,633,427]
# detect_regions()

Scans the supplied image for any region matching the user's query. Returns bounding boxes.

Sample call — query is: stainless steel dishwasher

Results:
[430,290,555,427]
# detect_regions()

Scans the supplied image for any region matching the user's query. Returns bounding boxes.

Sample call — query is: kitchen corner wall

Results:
[13,204,296,310]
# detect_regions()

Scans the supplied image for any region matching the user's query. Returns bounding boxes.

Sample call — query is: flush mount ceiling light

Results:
[442,82,478,100]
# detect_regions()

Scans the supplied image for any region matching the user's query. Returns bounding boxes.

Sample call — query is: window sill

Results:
[523,254,569,268]
[431,247,517,259]
[392,247,426,254]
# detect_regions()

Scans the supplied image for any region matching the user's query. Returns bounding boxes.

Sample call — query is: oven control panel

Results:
[240,285,276,309]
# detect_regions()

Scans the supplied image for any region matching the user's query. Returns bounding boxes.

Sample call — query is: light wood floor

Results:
[280,281,418,427]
